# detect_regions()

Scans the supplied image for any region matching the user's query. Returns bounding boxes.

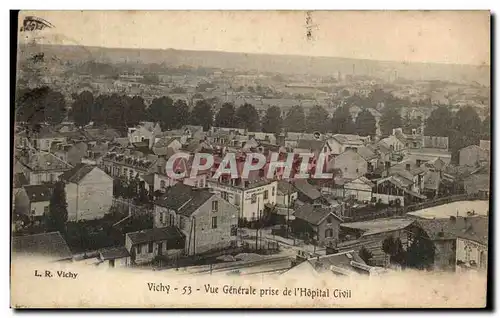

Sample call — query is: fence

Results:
[343,193,487,223]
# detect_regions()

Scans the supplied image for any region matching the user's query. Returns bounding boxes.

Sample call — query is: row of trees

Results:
[16,87,489,153]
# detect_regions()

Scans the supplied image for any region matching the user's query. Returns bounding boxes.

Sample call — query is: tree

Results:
[284,105,306,133]
[406,231,435,270]
[147,96,188,130]
[215,102,236,128]
[331,105,355,134]
[70,91,94,127]
[481,115,491,140]
[358,246,373,265]
[190,99,213,131]
[46,182,68,234]
[449,106,482,163]
[355,109,377,137]
[125,95,146,126]
[262,106,283,134]
[16,86,67,126]
[380,105,402,136]
[425,106,453,137]
[306,105,330,133]
[173,99,190,128]
[382,235,405,266]
[235,103,260,131]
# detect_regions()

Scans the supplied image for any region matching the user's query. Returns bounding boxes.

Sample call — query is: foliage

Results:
[190,99,213,131]
[16,86,67,126]
[425,106,453,137]
[405,231,435,270]
[148,96,189,130]
[358,246,374,265]
[331,104,355,134]
[46,181,68,234]
[262,106,283,134]
[380,105,402,136]
[306,105,330,133]
[284,105,306,133]
[382,235,405,266]
[70,91,94,127]
[355,109,377,137]
[235,103,260,131]
[214,102,236,128]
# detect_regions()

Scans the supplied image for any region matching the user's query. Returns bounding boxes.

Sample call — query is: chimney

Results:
[405,164,411,171]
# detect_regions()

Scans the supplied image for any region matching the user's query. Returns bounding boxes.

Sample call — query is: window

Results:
[251,194,257,203]
[234,194,240,206]
[325,229,333,238]
[413,142,417,148]
[169,213,175,226]
[180,217,186,230]
[141,244,147,254]
[212,201,218,212]
[159,212,164,223]
[230,225,238,236]
[31,209,36,215]
[344,167,347,172]
[272,186,275,196]
[355,168,359,173]
[211,216,217,229]
[221,191,228,201]
[148,242,153,253]
[264,190,269,200]
[327,216,333,224]
[199,179,204,188]
[160,180,166,189]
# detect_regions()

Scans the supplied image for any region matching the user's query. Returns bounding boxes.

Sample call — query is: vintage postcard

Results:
[11,10,490,308]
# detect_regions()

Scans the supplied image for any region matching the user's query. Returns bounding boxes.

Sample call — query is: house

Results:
[462,166,490,197]
[379,134,406,153]
[127,121,162,149]
[328,134,365,155]
[328,149,367,181]
[59,164,113,221]
[154,184,238,255]
[282,250,385,278]
[12,231,73,262]
[17,151,73,185]
[356,146,379,173]
[373,172,426,206]
[152,137,182,156]
[276,180,298,207]
[97,246,131,268]
[459,145,489,167]
[51,142,88,166]
[125,227,186,265]
[416,216,488,271]
[292,203,343,246]
[207,179,277,222]
[291,179,322,204]
[31,128,68,151]
[405,148,452,165]
[343,177,374,203]
[295,139,331,158]
[456,217,488,272]
[14,184,53,221]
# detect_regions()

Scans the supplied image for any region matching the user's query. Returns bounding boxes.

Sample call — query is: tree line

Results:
[16,87,489,158]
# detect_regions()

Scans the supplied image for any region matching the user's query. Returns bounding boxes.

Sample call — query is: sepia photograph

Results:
[10,10,491,308]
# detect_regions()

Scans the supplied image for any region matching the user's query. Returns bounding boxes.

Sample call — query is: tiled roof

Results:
[277,180,295,195]
[59,163,96,184]
[341,218,415,237]
[12,231,73,260]
[24,184,53,202]
[357,146,378,161]
[99,246,130,260]
[292,179,321,200]
[417,216,488,245]
[294,203,342,225]
[25,151,73,172]
[126,226,185,246]
[332,134,364,145]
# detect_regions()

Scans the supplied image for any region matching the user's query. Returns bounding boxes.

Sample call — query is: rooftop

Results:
[24,184,53,202]
[12,231,73,261]
[126,226,185,246]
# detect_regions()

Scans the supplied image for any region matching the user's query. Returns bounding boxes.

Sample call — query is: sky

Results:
[18,10,490,66]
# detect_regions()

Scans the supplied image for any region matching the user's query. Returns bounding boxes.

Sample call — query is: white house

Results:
[344,177,375,203]
[59,164,113,221]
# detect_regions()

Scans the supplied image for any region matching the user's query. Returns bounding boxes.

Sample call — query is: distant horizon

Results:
[21,42,491,69]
